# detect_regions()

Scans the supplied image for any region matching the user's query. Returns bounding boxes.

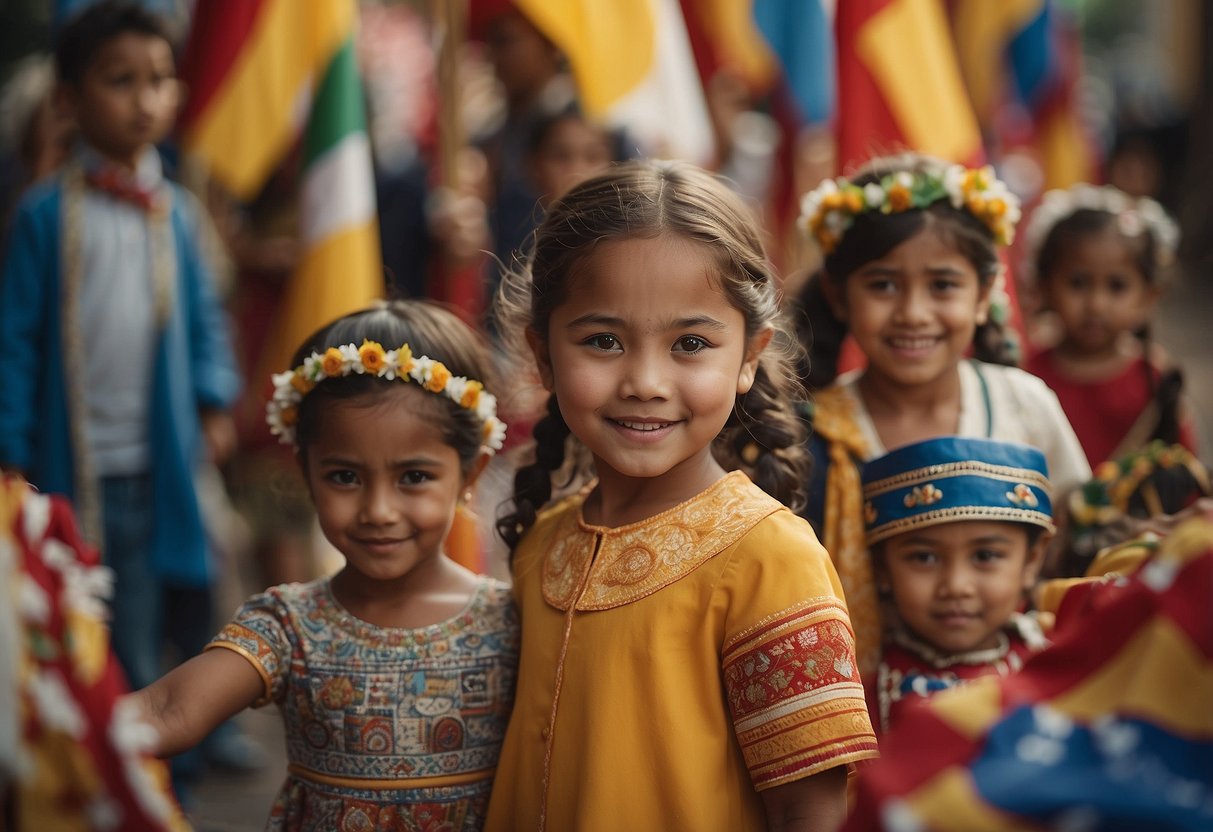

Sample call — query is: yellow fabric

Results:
[260,219,383,394]
[183,0,354,199]
[856,0,983,163]
[484,472,877,832]
[810,387,882,677]
[516,0,655,117]
[951,0,1045,120]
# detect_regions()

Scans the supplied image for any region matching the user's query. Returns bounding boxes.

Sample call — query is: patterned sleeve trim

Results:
[205,623,278,707]
[723,597,879,790]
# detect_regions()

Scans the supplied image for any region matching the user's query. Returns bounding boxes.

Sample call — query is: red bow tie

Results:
[84,168,159,212]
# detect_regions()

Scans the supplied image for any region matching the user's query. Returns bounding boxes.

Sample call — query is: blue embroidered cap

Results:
[862,437,1054,544]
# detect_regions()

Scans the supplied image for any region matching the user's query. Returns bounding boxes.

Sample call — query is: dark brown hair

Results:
[796,153,1017,390]
[494,158,810,550]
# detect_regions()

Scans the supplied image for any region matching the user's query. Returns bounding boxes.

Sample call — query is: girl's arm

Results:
[761,764,848,832]
[131,648,266,758]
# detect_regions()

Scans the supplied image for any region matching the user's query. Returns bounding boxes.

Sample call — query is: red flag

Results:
[835,0,983,173]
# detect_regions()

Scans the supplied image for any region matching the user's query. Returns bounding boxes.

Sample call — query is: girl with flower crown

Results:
[1020,184,1199,469]
[129,300,519,832]
[792,152,1090,677]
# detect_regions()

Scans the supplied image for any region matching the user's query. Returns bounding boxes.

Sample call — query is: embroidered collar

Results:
[540,472,783,611]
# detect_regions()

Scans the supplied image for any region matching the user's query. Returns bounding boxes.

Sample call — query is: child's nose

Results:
[619,351,670,400]
[360,483,401,524]
[936,563,974,596]
[894,286,931,324]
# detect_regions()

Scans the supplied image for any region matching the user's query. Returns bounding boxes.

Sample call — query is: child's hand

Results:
[200,408,237,464]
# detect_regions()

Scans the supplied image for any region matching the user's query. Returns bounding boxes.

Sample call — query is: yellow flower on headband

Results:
[266,340,508,454]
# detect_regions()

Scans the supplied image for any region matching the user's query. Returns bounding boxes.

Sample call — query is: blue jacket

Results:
[0,176,241,587]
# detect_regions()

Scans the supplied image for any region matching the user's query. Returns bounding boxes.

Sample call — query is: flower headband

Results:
[1019,184,1179,285]
[266,339,508,453]
[798,164,1022,254]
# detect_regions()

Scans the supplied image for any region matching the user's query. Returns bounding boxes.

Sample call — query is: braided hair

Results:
[494,159,810,551]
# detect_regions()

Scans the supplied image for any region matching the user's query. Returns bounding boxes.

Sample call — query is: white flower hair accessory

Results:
[798,164,1021,255]
[1019,184,1179,285]
[266,339,508,453]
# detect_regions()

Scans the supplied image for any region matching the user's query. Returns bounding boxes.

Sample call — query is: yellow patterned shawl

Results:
[809,386,882,677]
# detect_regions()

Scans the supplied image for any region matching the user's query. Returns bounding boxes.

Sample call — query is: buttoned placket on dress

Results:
[537,531,602,832]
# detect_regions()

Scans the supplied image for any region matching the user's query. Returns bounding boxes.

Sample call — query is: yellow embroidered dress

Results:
[484,472,878,832]
[207,575,519,832]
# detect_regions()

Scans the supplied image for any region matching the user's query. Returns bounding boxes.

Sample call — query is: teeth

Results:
[617,420,667,431]
[890,337,937,349]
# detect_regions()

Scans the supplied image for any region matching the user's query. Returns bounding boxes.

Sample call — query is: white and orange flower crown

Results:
[798,165,1022,254]
[266,339,507,453]
[1019,183,1179,285]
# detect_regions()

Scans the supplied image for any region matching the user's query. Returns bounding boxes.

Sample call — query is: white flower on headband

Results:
[1019,184,1179,285]
[265,339,508,454]
[798,164,1021,254]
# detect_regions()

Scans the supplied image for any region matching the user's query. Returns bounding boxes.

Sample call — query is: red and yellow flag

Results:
[835,0,983,172]
[178,0,382,378]
[512,0,714,163]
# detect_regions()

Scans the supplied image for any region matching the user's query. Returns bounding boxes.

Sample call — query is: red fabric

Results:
[84,168,158,211]
[6,477,183,830]
[177,0,268,131]
[1027,349,1198,467]
[834,0,903,172]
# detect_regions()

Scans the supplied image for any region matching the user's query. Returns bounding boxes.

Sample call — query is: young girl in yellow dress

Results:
[131,300,519,831]
[485,159,878,832]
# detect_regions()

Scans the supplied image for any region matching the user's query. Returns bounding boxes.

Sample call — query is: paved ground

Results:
[182,270,1213,831]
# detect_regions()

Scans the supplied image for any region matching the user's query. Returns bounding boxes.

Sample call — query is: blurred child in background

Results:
[1022,184,1198,467]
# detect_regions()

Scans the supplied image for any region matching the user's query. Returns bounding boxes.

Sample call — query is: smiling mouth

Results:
[888,336,940,351]
[611,419,675,431]
[933,610,978,624]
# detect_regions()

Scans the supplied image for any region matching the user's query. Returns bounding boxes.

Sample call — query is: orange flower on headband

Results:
[358,340,387,374]
[461,380,484,409]
[321,347,345,377]
[426,362,451,393]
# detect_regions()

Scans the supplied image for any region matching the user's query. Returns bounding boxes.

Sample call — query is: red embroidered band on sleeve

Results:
[722,598,879,789]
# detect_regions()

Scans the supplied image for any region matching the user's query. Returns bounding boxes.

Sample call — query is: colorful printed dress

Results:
[485,472,878,832]
[867,612,1047,736]
[207,575,519,832]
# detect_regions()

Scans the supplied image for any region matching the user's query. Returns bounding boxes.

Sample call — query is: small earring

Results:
[462,489,474,503]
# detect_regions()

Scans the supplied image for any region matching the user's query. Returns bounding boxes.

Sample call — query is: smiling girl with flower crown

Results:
[792,152,1090,677]
[130,300,519,832]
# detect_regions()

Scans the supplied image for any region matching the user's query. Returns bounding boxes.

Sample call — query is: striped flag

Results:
[844,518,1213,831]
[179,0,382,377]
[515,0,714,164]
[835,0,984,171]
[951,1,1099,193]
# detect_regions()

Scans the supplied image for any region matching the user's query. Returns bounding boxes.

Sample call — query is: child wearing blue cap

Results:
[861,437,1054,735]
